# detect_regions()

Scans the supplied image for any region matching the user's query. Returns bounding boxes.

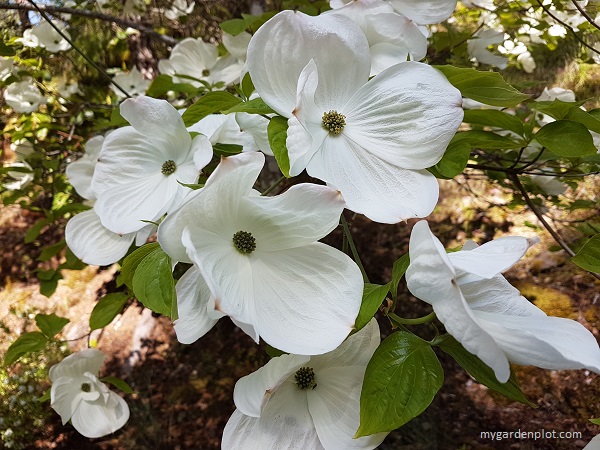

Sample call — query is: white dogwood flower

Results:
[158,152,363,355]
[188,114,257,153]
[91,96,212,235]
[164,0,194,21]
[50,348,129,438]
[4,78,46,113]
[158,38,243,87]
[328,0,428,75]
[406,220,600,383]
[25,20,72,52]
[467,28,509,69]
[66,135,104,201]
[247,11,463,223]
[385,0,457,25]
[110,67,150,99]
[222,319,388,450]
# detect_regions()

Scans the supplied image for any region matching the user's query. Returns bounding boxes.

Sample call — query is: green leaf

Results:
[181,92,242,127]
[241,72,254,99]
[121,242,161,289]
[90,293,129,331]
[0,41,16,57]
[24,218,50,243]
[222,97,275,115]
[37,389,51,403]
[435,335,535,406]
[589,417,600,425]
[463,109,525,136]
[220,18,247,35]
[572,234,600,273]
[532,100,585,121]
[357,331,443,437]
[61,248,86,270]
[534,120,597,157]
[267,116,291,177]
[213,143,243,156]
[565,107,600,134]
[434,140,471,178]
[132,247,176,317]
[101,376,133,394]
[38,240,66,261]
[5,332,48,366]
[435,66,530,107]
[145,74,197,97]
[354,283,389,332]
[390,253,410,297]
[35,313,69,339]
[452,130,521,149]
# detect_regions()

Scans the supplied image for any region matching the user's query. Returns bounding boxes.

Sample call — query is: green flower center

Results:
[161,160,176,175]
[322,110,346,135]
[81,383,91,392]
[202,69,210,77]
[232,230,256,254]
[294,367,316,390]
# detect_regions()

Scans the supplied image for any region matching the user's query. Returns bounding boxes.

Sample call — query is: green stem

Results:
[388,311,436,326]
[340,214,369,283]
[261,176,286,196]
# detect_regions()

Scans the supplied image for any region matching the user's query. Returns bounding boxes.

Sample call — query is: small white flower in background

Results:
[56,78,83,99]
[65,134,155,266]
[2,161,33,191]
[328,0,428,76]
[188,114,257,153]
[110,67,150,99]
[406,220,600,383]
[531,174,567,196]
[91,96,212,235]
[50,348,129,438]
[248,11,463,223]
[467,28,509,69]
[0,56,14,81]
[536,87,576,103]
[10,139,34,160]
[30,20,72,52]
[158,152,363,355]
[164,0,194,21]
[222,319,389,450]
[517,51,536,73]
[158,38,243,87]
[222,31,252,64]
[15,28,40,48]
[4,78,46,113]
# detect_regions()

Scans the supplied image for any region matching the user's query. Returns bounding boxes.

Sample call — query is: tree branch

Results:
[0,2,178,45]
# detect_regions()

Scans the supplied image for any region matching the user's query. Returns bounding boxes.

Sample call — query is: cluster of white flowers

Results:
[52,0,600,447]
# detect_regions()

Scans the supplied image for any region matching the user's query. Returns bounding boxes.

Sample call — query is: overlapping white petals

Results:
[92,96,212,234]
[50,349,129,438]
[223,320,386,450]
[4,78,46,113]
[247,10,370,117]
[188,114,257,152]
[406,220,600,383]
[66,135,104,200]
[387,0,458,25]
[467,29,509,69]
[158,152,363,355]
[110,67,150,99]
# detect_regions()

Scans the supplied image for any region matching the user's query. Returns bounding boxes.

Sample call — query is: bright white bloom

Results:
[222,31,252,63]
[461,0,494,8]
[56,79,83,99]
[158,38,243,87]
[164,0,194,20]
[247,11,463,223]
[536,87,576,103]
[386,0,458,24]
[3,161,33,190]
[222,319,388,450]
[517,51,536,73]
[91,96,212,234]
[0,56,14,80]
[467,28,508,69]
[188,114,257,153]
[49,348,129,438]
[4,78,46,113]
[110,67,150,99]
[328,0,428,75]
[406,220,600,383]
[235,113,273,156]
[25,20,72,52]
[65,134,155,265]
[10,139,34,160]
[158,152,363,355]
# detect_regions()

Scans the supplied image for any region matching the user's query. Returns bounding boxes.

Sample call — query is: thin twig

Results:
[0,1,177,45]
[509,172,600,281]
[26,0,132,98]
[261,175,286,196]
[571,0,600,33]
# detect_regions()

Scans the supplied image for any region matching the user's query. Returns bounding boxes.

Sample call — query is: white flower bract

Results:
[157,152,364,355]
[405,220,600,383]
[49,349,129,438]
[222,319,389,450]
